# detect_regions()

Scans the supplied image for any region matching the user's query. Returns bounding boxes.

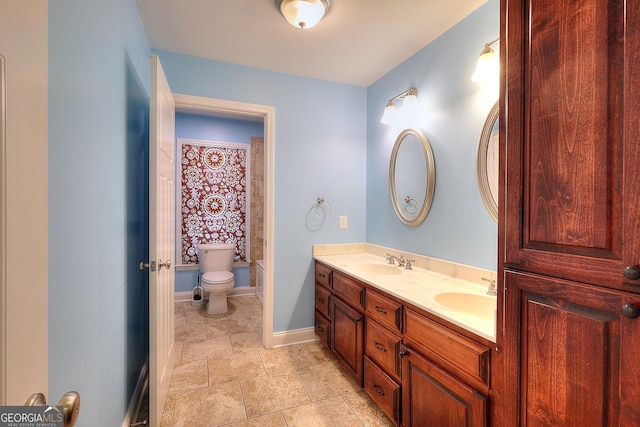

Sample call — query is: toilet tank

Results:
[197,243,235,272]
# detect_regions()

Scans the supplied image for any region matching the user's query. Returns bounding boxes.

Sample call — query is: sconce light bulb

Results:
[472,45,499,83]
[380,102,397,124]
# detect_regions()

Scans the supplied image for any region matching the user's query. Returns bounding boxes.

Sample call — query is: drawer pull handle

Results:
[318,298,325,303]
[316,326,324,332]
[373,384,386,396]
[318,273,326,278]
[374,305,387,314]
[374,341,387,352]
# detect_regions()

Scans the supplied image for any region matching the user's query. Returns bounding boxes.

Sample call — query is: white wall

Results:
[0,1,49,405]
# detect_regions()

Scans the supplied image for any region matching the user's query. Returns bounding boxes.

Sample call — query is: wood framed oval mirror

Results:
[476,101,499,222]
[389,128,436,226]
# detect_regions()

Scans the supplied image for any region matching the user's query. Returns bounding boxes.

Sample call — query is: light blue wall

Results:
[48,0,150,425]
[174,113,264,293]
[366,0,499,271]
[44,2,498,422]
[155,50,368,332]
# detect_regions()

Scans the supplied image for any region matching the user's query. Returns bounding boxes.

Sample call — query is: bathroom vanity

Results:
[313,244,496,426]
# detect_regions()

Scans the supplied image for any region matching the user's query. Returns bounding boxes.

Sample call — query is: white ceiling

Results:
[135,0,487,87]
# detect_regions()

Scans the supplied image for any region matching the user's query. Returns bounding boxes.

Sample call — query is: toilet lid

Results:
[202,271,234,284]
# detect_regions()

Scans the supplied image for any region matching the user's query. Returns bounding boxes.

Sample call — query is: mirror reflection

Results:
[477,101,499,222]
[389,128,436,226]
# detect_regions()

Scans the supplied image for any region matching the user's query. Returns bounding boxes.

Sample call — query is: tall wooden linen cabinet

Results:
[494,0,640,425]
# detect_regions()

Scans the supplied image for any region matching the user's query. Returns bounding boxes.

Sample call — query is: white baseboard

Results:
[270,327,318,348]
[175,286,255,303]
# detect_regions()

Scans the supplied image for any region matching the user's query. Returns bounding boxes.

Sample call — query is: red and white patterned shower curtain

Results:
[179,140,249,264]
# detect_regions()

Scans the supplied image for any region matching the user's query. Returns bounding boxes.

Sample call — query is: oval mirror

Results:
[389,128,436,226]
[477,101,499,222]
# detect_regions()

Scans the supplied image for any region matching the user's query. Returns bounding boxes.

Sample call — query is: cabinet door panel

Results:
[503,0,640,290]
[402,345,487,427]
[331,296,364,385]
[501,270,640,426]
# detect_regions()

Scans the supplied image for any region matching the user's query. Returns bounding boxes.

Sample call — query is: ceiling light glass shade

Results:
[278,0,330,29]
[472,45,499,83]
[380,102,398,124]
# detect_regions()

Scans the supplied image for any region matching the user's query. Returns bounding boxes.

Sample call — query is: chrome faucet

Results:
[482,277,497,296]
[386,253,406,267]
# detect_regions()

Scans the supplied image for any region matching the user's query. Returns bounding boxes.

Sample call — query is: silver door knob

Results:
[158,259,172,270]
[139,260,156,271]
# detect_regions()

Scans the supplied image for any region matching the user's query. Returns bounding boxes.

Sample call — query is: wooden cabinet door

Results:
[401,344,487,427]
[331,296,364,385]
[502,0,640,291]
[499,271,640,426]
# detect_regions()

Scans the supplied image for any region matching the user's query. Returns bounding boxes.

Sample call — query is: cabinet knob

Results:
[621,303,640,319]
[623,265,640,280]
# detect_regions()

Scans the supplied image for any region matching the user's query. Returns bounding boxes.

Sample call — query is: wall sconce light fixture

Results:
[275,0,330,29]
[380,87,418,125]
[472,37,499,83]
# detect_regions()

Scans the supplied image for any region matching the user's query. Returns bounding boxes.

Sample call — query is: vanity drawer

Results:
[364,356,400,425]
[315,283,331,319]
[365,290,402,334]
[404,308,490,391]
[365,319,401,379]
[315,262,332,290]
[333,272,365,309]
[314,311,331,348]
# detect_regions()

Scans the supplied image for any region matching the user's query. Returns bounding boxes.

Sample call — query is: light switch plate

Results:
[339,216,348,229]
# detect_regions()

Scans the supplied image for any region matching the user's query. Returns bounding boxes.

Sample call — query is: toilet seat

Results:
[202,271,234,285]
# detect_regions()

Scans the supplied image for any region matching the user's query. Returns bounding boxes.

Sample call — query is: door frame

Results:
[172,93,275,348]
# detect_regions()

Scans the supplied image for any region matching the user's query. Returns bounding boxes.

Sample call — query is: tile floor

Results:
[161,295,395,427]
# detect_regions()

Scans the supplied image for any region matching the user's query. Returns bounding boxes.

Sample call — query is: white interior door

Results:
[149,54,175,427]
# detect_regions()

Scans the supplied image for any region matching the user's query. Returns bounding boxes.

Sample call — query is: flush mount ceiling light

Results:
[380,87,418,125]
[472,37,499,83]
[275,0,330,29]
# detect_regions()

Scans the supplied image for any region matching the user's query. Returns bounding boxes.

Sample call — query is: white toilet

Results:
[197,243,235,314]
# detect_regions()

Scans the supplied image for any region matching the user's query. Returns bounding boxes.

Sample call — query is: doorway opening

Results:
[173,93,275,348]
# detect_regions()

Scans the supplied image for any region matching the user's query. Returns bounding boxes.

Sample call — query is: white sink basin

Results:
[435,292,496,320]
[350,263,402,276]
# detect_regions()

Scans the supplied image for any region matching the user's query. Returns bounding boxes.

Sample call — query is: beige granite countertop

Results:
[313,243,497,343]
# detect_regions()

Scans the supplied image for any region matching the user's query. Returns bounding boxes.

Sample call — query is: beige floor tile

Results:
[221,411,287,427]
[175,322,207,342]
[206,317,252,339]
[258,345,318,374]
[173,340,184,365]
[240,371,311,417]
[229,331,264,353]
[343,390,396,427]
[175,314,187,327]
[164,295,391,426]
[297,361,361,401]
[281,395,363,427]
[171,381,247,427]
[175,302,189,317]
[182,335,233,363]
[208,351,267,385]
[169,359,209,393]
[160,392,177,427]
[184,304,210,324]
[304,342,334,364]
